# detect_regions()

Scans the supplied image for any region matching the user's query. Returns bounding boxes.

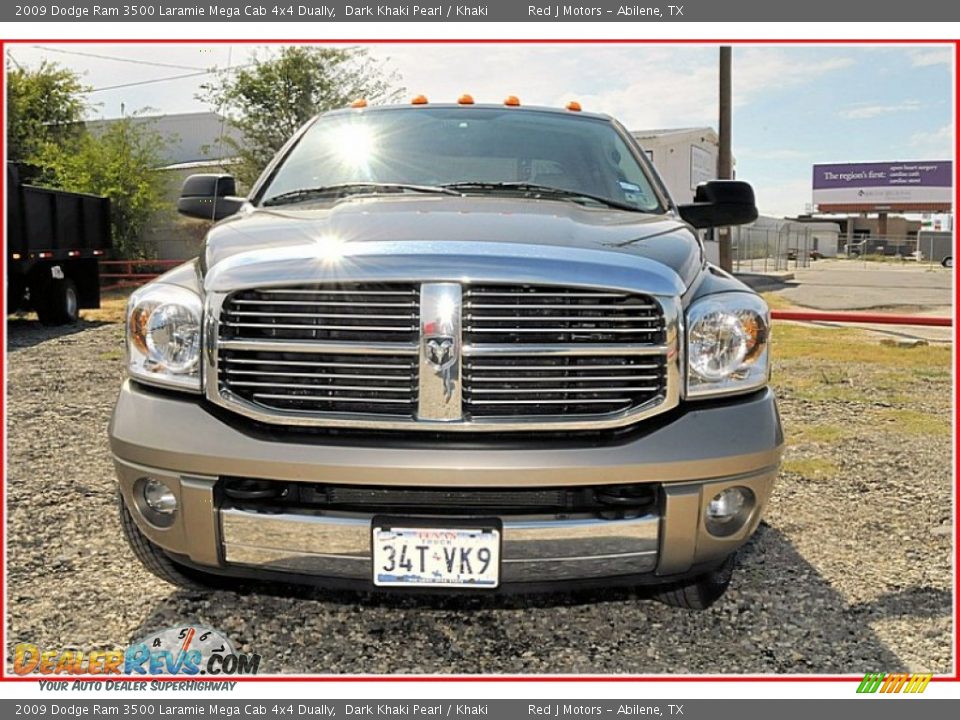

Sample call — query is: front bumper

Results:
[110,381,783,589]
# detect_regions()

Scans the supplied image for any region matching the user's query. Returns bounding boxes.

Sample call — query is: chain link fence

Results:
[732,227,953,272]
[844,233,952,264]
[731,225,815,272]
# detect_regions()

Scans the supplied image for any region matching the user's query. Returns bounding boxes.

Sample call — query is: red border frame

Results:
[0,37,957,685]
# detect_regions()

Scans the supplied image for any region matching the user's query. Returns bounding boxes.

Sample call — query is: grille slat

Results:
[226,370,409,381]
[467,303,655,310]
[231,382,412,392]
[229,311,416,320]
[223,322,417,332]
[224,358,412,369]
[259,289,416,296]
[470,375,660,383]
[251,393,412,405]
[465,326,661,334]
[470,386,661,395]
[466,363,660,371]
[465,291,629,299]
[232,299,418,308]
[469,314,661,322]
[465,398,633,405]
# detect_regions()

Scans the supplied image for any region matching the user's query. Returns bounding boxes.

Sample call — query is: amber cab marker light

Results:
[458,94,475,105]
[566,101,582,112]
[350,98,368,109]
[411,95,429,105]
[504,96,521,107]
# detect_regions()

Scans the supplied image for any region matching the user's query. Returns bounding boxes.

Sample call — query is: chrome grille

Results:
[464,285,664,344]
[218,349,417,416]
[217,283,419,418]
[463,355,667,417]
[462,284,667,419]
[209,280,677,431]
[220,284,419,342]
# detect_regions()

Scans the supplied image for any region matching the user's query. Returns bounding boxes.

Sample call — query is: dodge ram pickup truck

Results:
[110,99,784,609]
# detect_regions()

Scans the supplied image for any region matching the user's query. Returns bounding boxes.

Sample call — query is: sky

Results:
[5,43,954,217]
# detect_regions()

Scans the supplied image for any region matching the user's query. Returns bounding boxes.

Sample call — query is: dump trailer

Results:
[6,163,111,325]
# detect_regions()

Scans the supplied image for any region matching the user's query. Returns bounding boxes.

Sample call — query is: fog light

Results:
[705,486,754,537]
[142,478,177,515]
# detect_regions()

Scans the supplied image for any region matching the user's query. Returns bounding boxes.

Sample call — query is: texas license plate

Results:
[372,519,501,588]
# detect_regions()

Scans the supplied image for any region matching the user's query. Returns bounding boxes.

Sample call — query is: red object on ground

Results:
[771,310,952,327]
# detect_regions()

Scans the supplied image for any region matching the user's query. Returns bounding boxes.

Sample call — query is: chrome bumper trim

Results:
[220,507,660,582]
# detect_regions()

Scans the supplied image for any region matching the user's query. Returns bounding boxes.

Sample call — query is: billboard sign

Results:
[812,161,952,210]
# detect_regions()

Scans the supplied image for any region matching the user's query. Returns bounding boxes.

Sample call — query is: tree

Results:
[6,60,89,163]
[199,46,404,186]
[32,116,170,259]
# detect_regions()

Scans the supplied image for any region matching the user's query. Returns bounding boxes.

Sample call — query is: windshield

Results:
[259,107,664,213]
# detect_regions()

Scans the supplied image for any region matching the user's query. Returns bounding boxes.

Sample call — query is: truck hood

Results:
[202,195,703,293]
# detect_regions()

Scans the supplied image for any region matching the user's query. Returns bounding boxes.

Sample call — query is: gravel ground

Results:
[5,316,954,675]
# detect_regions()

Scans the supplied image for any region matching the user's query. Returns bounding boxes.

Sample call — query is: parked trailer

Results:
[6,163,112,325]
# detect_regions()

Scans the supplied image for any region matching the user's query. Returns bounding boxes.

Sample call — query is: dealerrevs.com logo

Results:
[856,673,932,694]
[14,625,261,676]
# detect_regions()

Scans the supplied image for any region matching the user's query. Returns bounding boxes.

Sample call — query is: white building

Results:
[632,127,724,204]
[85,111,242,166]
[632,127,727,262]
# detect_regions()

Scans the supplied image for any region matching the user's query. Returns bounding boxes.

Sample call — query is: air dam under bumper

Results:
[110,381,783,588]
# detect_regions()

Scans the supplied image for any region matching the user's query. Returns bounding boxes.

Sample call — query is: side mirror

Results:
[677,180,758,229]
[177,174,245,221]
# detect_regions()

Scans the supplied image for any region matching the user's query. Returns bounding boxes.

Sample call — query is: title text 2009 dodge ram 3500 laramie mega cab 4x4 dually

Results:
[110,100,783,609]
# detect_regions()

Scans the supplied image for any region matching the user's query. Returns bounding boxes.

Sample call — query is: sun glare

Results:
[330,123,377,170]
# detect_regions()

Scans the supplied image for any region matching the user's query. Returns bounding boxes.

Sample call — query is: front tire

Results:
[37,278,79,326]
[652,554,736,610]
[117,492,223,592]
[942,256,953,268]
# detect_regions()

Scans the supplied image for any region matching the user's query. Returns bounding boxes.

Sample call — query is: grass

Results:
[873,408,952,437]
[789,424,849,444]
[774,322,951,464]
[781,457,838,480]
[80,289,132,324]
[761,292,796,311]
[773,323,951,367]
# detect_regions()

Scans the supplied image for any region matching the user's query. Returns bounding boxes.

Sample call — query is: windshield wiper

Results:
[262,182,459,207]
[442,181,642,212]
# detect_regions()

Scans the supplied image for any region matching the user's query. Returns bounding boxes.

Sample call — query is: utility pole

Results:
[718,46,733,272]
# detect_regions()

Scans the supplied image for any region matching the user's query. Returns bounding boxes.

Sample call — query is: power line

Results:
[33,45,207,71]
[86,69,213,94]
[85,62,254,94]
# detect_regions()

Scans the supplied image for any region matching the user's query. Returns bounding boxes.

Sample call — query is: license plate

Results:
[372,519,501,588]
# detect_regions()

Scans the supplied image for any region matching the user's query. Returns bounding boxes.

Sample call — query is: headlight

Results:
[126,284,202,392]
[686,292,770,398]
